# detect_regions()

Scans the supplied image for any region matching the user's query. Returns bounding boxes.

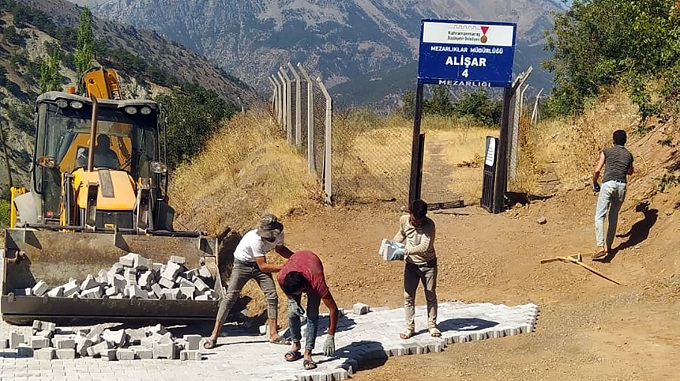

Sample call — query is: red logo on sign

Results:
[480,26,489,43]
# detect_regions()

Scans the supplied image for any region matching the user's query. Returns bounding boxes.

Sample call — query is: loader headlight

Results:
[124,106,138,115]
[140,106,152,115]
[56,99,69,108]
[70,101,84,110]
[36,156,56,168]
[150,161,167,174]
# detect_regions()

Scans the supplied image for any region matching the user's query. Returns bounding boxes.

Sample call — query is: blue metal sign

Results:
[418,19,517,88]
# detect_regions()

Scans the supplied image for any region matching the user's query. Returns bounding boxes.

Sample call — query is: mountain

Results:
[17,0,260,106]
[69,0,563,106]
[0,0,261,193]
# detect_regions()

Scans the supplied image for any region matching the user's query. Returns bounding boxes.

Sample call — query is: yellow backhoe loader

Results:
[1,68,228,324]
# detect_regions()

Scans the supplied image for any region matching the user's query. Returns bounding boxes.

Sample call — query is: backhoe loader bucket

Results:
[1,228,227,325]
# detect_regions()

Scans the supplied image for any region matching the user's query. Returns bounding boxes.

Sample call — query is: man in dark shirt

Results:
[278,250,338,370]
[592,129,634,261]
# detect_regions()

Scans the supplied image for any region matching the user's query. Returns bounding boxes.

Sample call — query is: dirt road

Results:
[281,186,679,380]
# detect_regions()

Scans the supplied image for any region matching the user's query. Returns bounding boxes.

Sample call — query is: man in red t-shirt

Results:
[277,250,338,370]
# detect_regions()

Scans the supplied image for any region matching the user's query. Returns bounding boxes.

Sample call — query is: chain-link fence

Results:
[271,63,410,205]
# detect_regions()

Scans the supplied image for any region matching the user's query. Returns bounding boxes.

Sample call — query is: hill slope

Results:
[73,0,562,105]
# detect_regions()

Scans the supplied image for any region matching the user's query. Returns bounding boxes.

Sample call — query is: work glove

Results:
[323,334,335,356]
[291,302,305,317]
[388,247,405,261]
[592,182,600,193]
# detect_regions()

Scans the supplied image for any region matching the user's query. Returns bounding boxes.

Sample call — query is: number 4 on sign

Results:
[461,69,469,78]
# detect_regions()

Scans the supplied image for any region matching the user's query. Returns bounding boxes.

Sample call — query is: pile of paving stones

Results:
[4,320,203,361]
[13,253,217,301]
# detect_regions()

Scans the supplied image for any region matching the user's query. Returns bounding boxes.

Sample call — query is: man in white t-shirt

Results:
[204,214,294,349]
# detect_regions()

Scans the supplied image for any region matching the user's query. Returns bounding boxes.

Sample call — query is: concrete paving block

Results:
[125,268,138,286]
[30,336,50,349]
[105,287,118,297]
[81,286,102,299]
[116,348,135,360]
[95,269,108,284]
[198,265,212,279]
[161,288,180,300]
[9,332,26,349]
[54,337,75,350]
[129,346,153,359]
[31,320,43,330]
[46,286,64,297]
[520,324,533,334]
[17,344,33,357]
[161,261,181,280]
[183,334,201,350]
[127,285,146,299]
[157,332,174,345]
[178,277,194,288]
[195,294,210,301]
[179,349,202,361]
[100,348,117,361]
[134,254,153,271]
[102,329,126,347]
[32,280,49,296]
[170,255,186,265]
[179,286,194,299]
[119,253,136,268]
[86,325,106,343]
[137,271,152,289]
[75,333,94,356]
[158,277,175,289]
[0,338,7,349]
[152,262,163,272]
[353,303,370,315]
[55,348,76,359]
[80,274,99,291]
[33,347,55,360]
[88,340,113,357]
[192,277,210,292]
[62,280,79,297]
[124,328,147,345]
[152,342,177,359]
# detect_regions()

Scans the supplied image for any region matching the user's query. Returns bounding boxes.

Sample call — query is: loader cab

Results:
[32,92,167,228]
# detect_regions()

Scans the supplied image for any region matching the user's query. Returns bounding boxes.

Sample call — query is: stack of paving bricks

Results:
[6,320,203,361]
[12,253,217,301]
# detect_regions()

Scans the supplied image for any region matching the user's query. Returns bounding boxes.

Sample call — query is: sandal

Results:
[429,327,441,337]
[399,328,415,340]
[592,249,608,261]
[203,337,217,349]
[285,351,302,362]
[303,359,317,370]
[269,336,291,345]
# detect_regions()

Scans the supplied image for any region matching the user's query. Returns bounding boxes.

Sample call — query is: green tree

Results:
[39,48,62,93]
[74,7,94,92]
[423,85,453,116]
[155,85,237,168]
[544,0,680,119]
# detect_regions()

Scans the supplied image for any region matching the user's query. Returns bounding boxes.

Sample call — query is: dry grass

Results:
[168,107,321,236]
[517,87,640,194]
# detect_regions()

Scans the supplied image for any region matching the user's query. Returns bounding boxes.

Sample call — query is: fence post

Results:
[316,77,333,205]
[268,76,277,115]
[297,63,315,173]
[287,62,302,151]
[509,67,532,181]
[280,67,293,144]
[276,71,287,133]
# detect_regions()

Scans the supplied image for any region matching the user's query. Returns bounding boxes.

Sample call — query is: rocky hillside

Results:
[17,0,260,106]
[71,0,563,104]
[0,0,262,194]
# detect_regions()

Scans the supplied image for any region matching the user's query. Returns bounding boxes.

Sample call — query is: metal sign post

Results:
[413,19,517,211]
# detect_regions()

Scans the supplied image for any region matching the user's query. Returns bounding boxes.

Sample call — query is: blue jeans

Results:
[287,293,321,351]
[594,180,627,248]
